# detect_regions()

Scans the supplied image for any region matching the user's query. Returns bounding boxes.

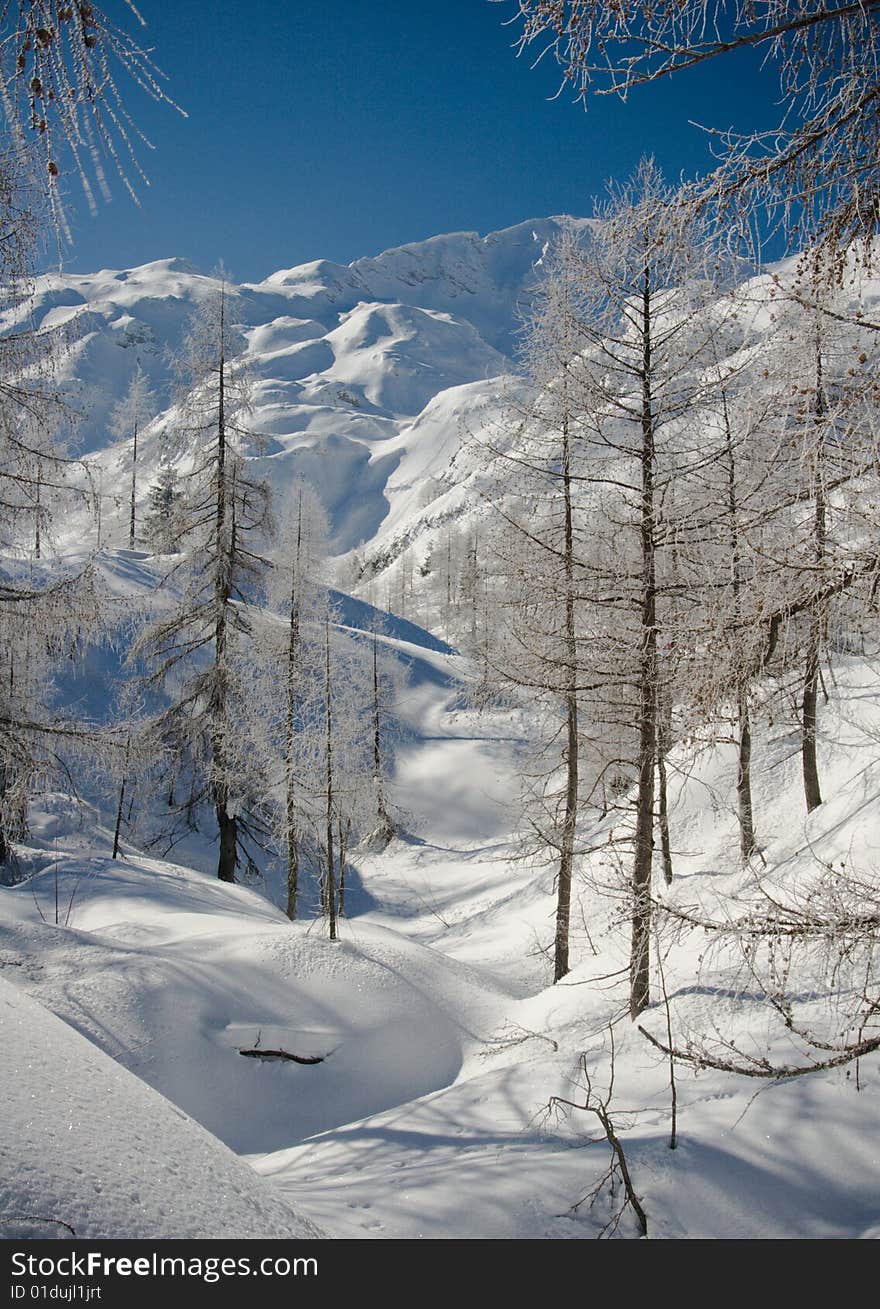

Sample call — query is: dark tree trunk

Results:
[285,492,303,920]
[554,399,578,984]
[112,775,126,860]
[737,688,757,858]
[802,621,823,812]
[630,252,657,1021]
[34,465,42,559]
[216,803,238,884]
[112,736,131,860]
[656,697,673,886]
[802,337,826,814]
[325,621,338,941]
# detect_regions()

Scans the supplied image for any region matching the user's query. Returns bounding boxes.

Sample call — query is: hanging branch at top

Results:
[0,1,185,223]
[501,0,880,257]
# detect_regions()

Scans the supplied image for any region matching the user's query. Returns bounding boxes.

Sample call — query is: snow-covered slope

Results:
[0,974,323,1240]
[5,220,590,562]
[2,630,879,1239]
[258,219,597,355]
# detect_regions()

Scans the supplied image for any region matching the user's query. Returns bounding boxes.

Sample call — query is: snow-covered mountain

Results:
[7,219,591,567]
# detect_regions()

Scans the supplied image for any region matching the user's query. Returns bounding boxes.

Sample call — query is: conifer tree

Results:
[132,276,273,883]
[110,364,155,549]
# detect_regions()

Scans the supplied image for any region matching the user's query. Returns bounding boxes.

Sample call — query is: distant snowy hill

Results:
[10,221,878,629]
[3,219,591,569]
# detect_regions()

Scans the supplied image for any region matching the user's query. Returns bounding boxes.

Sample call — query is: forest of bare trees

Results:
[487,226,875,1036]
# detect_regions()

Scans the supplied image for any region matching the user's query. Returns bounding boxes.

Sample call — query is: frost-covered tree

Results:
[475,222,593,983]
[653,250,880,865]
[757,270,880,814]
[0,3,180,869]
[259,480,330,919]
[132,277,273,883]
[486,162,742,1009]
[110,364,154,548]
[144,462,185,554]
[251,501,405,927]
[0,160,107,867]
[567,163,746,1017]
[681,344,784,861]
[315,616,400,930]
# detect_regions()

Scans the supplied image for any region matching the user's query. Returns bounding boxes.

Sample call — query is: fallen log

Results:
[238,1047,324,1065]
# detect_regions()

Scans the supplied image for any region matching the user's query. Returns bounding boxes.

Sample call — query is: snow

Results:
[260,218,597,353]
[5,218,587,564]
[3,620,880,1238]
[0,974,322,1240]
[2,223,879,1241]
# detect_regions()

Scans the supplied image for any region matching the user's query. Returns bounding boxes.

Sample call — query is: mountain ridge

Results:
[7,216,591,563]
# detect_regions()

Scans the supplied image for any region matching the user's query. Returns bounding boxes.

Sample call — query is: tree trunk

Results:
[803,336,826,814]
[802,620,823,811]
[325,621,338,941]
[129,418,138,549]
[630,251,657,1021]
[737,688,757,858]
[216,801,238,884]
[285,493,303,920]
[0,766,10,867]
[34,464,42,559]
[722,384,758,859]
[95,467,103,551]
[656,695,673,885]
[372,630,394,844]
[554,400,578,983]
[112,735,131,860]
[112,776,126,860]
[337,816,351,917]
[212,286,237,884]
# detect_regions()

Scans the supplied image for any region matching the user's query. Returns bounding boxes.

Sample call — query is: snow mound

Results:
[0,976,323,1240]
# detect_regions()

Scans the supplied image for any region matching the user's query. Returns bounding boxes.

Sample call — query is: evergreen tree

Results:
[145,463,185,554]
[110,364,155,549]
[132,275,273,883]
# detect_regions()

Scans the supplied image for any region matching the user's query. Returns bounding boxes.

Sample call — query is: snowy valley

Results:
[2,215,880,1242]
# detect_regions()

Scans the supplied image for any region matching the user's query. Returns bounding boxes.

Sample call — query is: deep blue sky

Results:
[53,0,777,282]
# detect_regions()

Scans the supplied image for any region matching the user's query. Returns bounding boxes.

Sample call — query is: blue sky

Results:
[55,0,778,281]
